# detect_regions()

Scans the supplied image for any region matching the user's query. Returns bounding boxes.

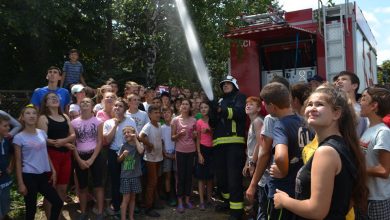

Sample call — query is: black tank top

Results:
[294,135,357,220]
[47,115,70,152]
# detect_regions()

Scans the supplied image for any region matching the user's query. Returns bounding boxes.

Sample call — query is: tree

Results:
[0,0,277,93]
[380,60,390,84]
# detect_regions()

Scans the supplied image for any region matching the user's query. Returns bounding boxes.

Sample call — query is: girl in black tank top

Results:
[46,114,69,152]
[294,135,357,219]
[272,85,367,219]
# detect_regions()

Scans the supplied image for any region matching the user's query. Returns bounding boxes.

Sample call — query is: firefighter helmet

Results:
[220,75,239,91]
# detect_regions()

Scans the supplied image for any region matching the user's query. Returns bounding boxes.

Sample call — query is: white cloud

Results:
[373,7,390,14]
[377,49,390,64]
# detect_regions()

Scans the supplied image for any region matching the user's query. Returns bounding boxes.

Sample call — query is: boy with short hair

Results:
[31,66,71,112]
[139,105,164,217]
[160,106,177,206]
[118,126,144,220]
[259,82,313,220]
[334,71,368,137]
[0,115,13,220]
[61,49,86,89]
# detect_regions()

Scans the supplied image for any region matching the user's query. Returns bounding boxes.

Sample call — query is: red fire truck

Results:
[225,1,377,96]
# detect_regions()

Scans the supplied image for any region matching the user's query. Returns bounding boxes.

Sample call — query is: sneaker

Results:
[176,204,185,214]
[185,202,194,209]
[105,207,120,216]
[199,203,206,211]
[78,213,88,220]
[146,209,160,218]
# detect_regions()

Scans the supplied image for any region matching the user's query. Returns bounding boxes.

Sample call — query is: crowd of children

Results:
[1,49,390,220]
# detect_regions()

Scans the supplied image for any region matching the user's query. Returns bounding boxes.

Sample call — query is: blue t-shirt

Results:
[63,61,84,87]
[0,138,13,188]
[268,114,314,198]
[30,86,71,111]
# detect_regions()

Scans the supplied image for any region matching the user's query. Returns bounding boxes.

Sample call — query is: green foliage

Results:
[379,60,390,84]
[0,0,276,93]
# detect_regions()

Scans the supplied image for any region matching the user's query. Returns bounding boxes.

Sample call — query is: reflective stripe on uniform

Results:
[227,107,233,120]
[212,136,245,146]
[230,201,244,210]
[232,120,236,133]
[221,192,230,199]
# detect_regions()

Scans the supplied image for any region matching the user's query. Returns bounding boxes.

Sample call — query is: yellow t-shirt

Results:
[302,135,355,220]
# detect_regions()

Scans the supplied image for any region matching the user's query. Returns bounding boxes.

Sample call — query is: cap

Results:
[71,84,85,95]
[308,75,324,83]
[220,75,239,90]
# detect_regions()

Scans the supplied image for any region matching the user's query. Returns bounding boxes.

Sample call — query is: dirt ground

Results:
[12,198,233,220]
[24,201,230,220]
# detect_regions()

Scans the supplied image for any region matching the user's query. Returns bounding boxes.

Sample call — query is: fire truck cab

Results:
[225,1,377,96]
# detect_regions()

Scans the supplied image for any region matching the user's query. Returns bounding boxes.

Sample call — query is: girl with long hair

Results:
[71,98,105,220]
[171,98,197,213]
[37,92,75,218]
[13,105,63,220]
[274,84,368,219]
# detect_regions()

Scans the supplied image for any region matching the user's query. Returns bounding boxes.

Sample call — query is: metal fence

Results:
[0,90,33,117]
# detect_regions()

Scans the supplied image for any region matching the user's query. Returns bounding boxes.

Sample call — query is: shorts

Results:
[162,157,177,173]
[367,199,390,219]
[194,145,214,180]
[120,177,142,194]
[75,151,104,189]
[0,185,11,218]
[48,149,72,185]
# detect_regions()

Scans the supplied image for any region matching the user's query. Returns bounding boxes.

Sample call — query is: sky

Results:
[279,0,390,65]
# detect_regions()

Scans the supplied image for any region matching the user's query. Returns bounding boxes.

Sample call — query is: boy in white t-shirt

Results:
[161,106,177,206]
[139,105,163,217]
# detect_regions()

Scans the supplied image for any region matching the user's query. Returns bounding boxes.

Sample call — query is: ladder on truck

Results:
[322,4,347,81]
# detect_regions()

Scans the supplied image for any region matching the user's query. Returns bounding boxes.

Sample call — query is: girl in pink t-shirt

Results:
[195,101,214,210]
[171,98,197,213]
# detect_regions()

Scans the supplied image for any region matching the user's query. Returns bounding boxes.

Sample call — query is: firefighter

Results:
[211,75,247,220]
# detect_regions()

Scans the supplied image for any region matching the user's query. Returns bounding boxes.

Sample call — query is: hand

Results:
[114,118,121,126]
[85,157,95,167]
[50,171,57,186]
[18,183,28,196]
[130,134,137,140]
[55,138,67,147]
[179,129,186,137]
[198,153,204,164]
[123,150,129,157]
[274,189,289,209]
[242,164,250,177]
[192,131,198,139]
[270,163,283,178]
[245,185,256,203]
[78,160,89,170]
[65,143,76,151]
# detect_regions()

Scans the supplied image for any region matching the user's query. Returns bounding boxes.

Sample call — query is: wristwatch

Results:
[249,160,256,167]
